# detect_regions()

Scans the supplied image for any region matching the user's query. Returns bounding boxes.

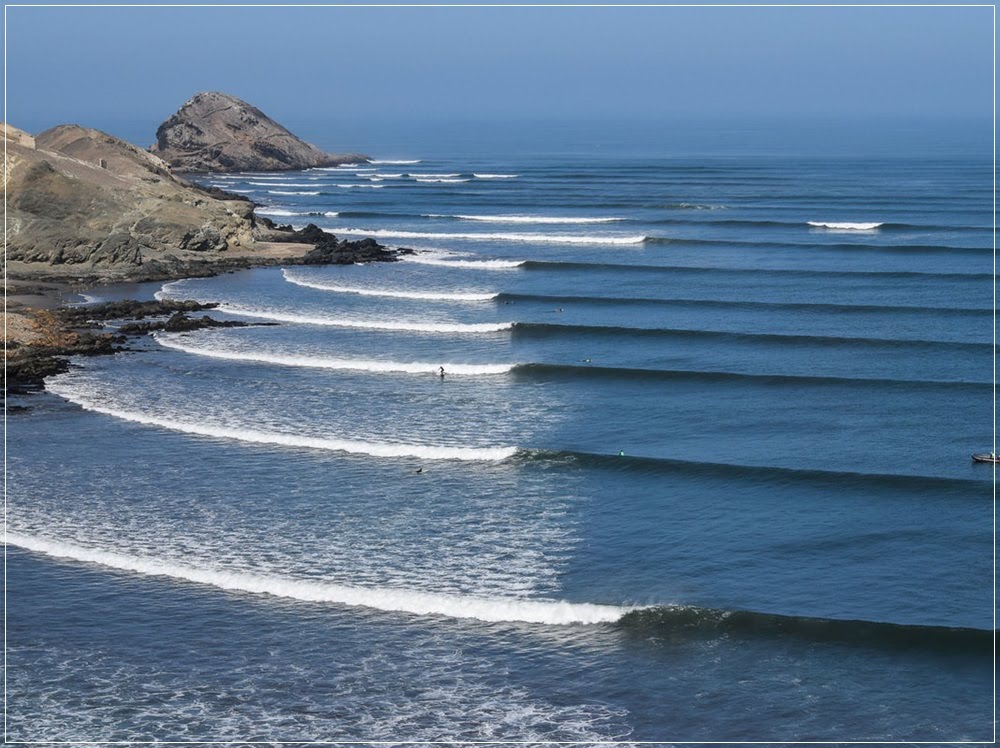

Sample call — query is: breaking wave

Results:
[154,334,515,375]
[10,532,986,650]
[256,209,341,218]
[216,304,513,333]
[8,533,612,624]
[282,271,497,301]
[473,174,519,179]
[808,221,885,231]
[46,382,517,461]
[401,253,526,270]
[328,228,647,245]
[368,159,422,165]
[427,214,624,225]
[336,184,384,189]
[415,178,470,184]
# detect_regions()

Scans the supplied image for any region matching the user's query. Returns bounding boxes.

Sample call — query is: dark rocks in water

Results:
[270,223,414,265]
[5,332,125,395]
[118,312,266,335]
[59,299,218,326]
[151,92,368,173]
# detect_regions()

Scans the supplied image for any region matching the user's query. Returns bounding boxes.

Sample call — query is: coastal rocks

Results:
[268,223,412,265]
[5,300,266,397]
[5,124,262,278]
[150,92,367,173]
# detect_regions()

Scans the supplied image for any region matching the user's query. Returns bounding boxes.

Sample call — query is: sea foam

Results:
[429,214,624,225]
[808,221,884,231]
[282,270,497,301]
[217,304,513,333]
[155,334,515,375]
[368,159,422,165]
[46,382,517,461]
[328,228,647,245]
[8,533,624,624]
[402,252,526,270]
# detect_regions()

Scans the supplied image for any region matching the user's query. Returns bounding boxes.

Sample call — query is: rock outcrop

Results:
[150,92,367,172]
[5,123,262,277]
[4,122,404,284]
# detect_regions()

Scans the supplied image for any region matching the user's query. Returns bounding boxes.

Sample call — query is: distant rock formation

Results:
[150,91,367,172]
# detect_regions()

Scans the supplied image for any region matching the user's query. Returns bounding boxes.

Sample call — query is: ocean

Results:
[8,119,994,742]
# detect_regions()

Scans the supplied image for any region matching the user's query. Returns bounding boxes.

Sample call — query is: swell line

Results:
[520,259,991,281]
[154,334,515,375]
[9,534,987,651]
[618,606,990,653]
[8,533,622,625]
[497,293,987,317]
[519,450,987,493]
[514,363,986,390]
[47,382,516,461]
[217,305,513,334]
[327,227,648,245]
[511,322,990,351]
[282,270,497,301]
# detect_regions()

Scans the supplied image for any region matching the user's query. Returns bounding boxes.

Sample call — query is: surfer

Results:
[438,366,445,379]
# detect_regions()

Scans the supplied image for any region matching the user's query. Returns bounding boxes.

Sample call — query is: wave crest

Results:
[282,270,497,301]
[808,221,884,231]
[155,334,515,376]
[329,228,647,245]
[47,382,517,461]
[8,532,621,624]
[217,304,513,333]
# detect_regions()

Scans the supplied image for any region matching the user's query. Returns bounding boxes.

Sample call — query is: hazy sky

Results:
[5,5,993,146]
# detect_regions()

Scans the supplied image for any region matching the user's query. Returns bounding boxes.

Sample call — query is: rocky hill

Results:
[3,122,399,285]
[150,91,367,172]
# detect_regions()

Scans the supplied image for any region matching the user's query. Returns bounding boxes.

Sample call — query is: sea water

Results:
[8,119,993,741]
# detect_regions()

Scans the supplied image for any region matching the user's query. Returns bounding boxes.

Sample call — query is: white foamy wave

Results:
[337,184,384,189]
[808,221,884,231]
[153,279,188,300]
[46,383,517,461]
[217,304,513,333]
[368,159,422,165]
[155,334,515,375]
[402,253,525,270]
[472,174,519,179]
[415,178,470,184]
[269,190,321,196]
[329,228,646,246]
[408,172,459,178]
[374,173,404,178]
[282,270,497,301]
[255,208,301,217]
[431,214,624,225]
[249,181,318,187]
[7,532,624,624]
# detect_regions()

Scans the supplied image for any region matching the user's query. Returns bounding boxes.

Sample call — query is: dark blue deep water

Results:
[9,120,995,742]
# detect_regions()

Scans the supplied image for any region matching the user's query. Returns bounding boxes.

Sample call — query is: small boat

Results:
[971,453,1000,464]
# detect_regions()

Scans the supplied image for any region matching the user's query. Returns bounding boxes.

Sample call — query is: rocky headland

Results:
[4,92,408,398]
[150,91,367,173]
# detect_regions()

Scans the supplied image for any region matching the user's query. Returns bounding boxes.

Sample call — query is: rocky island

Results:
[4,92,404,397]
[150,91,368,173]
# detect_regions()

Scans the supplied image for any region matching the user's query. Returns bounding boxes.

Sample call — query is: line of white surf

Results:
[217,304,513,333]
[401,254,526,270]
[282,271,497,301]
[154,334,515,376]
[367,159,422,165]
[472,174,519,179]
[47,382,517,461]
[328,228,647,245]
[426,214,624,225]
[256,209,340,217]
[807,221,884,230]
[8,532,625,624]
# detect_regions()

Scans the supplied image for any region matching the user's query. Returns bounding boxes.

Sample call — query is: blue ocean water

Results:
[8,120,994,742]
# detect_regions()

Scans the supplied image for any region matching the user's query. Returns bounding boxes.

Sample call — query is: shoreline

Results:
[4,234,411,400]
